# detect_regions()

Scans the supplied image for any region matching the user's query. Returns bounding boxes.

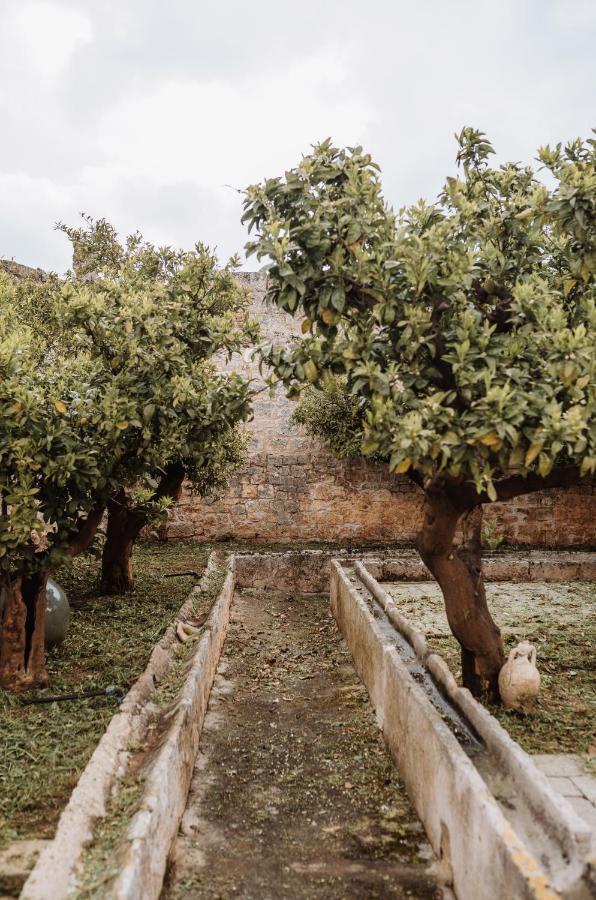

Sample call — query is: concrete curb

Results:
[330,560,580,900]
[373,551,596,583]
[20,552,223,900]
[354,562,595,897]
[110,562,235,899]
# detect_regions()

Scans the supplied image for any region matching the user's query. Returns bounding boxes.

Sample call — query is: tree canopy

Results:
[0,221,256,687]
[57,220,255,501]
[243,129,595,501]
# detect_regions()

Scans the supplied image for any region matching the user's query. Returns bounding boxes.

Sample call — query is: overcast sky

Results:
[1,0,594,273]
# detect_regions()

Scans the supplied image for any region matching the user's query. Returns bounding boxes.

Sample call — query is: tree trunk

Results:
[416,489,504,699]
[0,571,49,692]
[100,493,141,594]
[100,463,186,595]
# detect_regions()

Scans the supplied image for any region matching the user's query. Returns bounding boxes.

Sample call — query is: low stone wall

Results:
[166,273,596,548]
[233,550,596,595]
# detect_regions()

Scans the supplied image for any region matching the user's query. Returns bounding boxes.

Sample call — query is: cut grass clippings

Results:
[0,539,211,849]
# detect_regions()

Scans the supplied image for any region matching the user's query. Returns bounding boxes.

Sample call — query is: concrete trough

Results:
[330,560,596,900]
[20,553,233,900]
[111,563,235,899]
[16,549,595,899]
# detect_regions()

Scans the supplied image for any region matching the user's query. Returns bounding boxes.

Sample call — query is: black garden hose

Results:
[21,684,125,705]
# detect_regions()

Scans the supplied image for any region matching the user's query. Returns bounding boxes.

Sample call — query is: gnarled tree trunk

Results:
[0,571,49,692]
[100,493,141,594]
[100,463,186,594]
[416,489,504,699]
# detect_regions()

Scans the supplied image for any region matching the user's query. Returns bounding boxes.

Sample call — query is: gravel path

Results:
[162,589,442,899]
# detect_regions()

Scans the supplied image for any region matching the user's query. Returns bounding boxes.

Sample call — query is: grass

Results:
[0,539,211,849]
[387,581,596,756]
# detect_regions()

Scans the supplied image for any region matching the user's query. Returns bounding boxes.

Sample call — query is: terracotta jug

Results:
[498,641,541,709]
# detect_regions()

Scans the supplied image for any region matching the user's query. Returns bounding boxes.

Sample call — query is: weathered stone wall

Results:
[0,259,46,281]
[166,273,596,548]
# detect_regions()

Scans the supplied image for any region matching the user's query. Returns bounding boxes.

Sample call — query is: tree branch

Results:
[66,503,106,558]
[447,464,583,510]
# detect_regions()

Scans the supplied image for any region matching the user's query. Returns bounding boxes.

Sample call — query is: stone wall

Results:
[166,273,596,548]
[0,259,46,281]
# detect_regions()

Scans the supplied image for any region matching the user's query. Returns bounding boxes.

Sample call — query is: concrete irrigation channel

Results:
[19,551,596,899]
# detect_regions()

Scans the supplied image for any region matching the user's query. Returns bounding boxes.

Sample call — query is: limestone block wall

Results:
[166,273,596,548]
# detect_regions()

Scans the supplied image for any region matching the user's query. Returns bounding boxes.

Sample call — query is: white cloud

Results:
[2,2,92,84]
[98,50,372,188]
[550,0,596,29]
[0,0,594,272]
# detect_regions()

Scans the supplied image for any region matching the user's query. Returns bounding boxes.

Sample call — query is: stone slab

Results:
[567,798,596,831]
[548,777,584,797]
[533,754,587,778]
[533,757,596,829]
[573,776,596,807]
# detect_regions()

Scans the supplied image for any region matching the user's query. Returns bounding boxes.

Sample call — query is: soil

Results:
[162,589,443,900]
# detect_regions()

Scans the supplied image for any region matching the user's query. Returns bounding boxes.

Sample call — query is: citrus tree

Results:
[0,271,118,690]
[1,223,256,691]
[242,130,595,698]
[49,219,256,594]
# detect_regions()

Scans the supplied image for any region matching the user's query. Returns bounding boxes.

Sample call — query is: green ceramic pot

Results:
[44,578,71,648]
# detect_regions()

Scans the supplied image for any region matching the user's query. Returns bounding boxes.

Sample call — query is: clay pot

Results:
[498,640,541,709]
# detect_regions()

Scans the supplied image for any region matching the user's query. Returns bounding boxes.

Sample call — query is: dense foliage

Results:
[0,222,256,687]
[56,219,255,508]
[291,379,365,461]
[0,269,112,576]
[244,130,595,500]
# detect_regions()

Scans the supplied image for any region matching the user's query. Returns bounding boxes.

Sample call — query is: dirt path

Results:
[162,590,442,900]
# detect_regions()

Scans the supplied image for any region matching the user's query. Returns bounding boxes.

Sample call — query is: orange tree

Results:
[242,130,595,698]
[54,219,256,593]
[0,269,116,690]
[1,225,255,690]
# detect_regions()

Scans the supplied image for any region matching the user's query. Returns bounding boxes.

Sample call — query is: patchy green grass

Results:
[0,540,211,849]
[386,581,596,756]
